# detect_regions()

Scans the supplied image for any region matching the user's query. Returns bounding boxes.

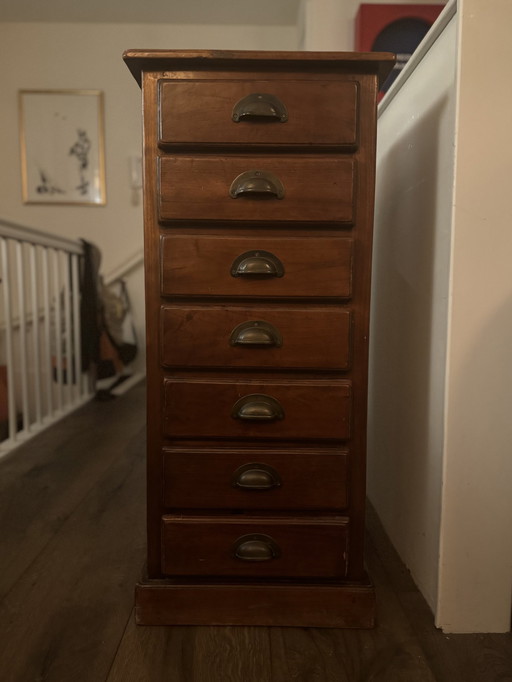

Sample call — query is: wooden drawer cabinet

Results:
[124,48,394,628]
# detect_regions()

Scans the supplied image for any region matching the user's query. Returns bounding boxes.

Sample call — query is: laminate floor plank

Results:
[0,386,147,682]
[107,521,435,682]
[1,381,511,682]
[267,532,435,682]
[0,384,146,600]
[366,503,512,682]
[187,626,272,682]
[106,620,273,682]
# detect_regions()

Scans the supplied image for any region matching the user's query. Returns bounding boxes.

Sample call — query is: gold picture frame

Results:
[19,89,106,206]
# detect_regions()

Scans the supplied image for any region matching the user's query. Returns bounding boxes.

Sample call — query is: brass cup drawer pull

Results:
[232,462,282,490]
[229,320,282,348]
[232,93,288,123]
[231,394,284,422]
[229,170,285,200]
[233,533,281,562]
[230,250,284,278]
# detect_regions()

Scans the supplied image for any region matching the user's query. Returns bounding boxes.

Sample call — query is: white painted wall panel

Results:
[370,0,512,631]
[368,10,458,613]
[437,0,512,633]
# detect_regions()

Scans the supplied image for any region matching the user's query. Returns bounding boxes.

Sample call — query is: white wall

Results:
[0,21,298,372]
[437,0,512,633]
[368,4,458,617]
[370,0,512,632]
[0,21,298,271]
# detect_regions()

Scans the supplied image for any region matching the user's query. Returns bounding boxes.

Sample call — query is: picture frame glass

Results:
[19,89,106,205]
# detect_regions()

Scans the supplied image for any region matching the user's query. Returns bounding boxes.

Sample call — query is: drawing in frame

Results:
[19,89,106,205]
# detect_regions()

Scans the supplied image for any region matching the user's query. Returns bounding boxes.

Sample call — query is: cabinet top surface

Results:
[123,48,395,87]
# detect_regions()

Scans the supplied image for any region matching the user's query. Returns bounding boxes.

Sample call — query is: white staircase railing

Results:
[0,219,93,457]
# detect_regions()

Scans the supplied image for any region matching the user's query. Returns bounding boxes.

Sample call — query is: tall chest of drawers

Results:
[124,49,394,627]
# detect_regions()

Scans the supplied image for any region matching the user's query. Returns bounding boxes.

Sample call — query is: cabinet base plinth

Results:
[135,578,376,628]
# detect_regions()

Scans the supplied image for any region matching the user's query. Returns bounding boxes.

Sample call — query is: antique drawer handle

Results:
[232,463,282,490]
[230,250,284,278]
[231,394,284,421]
[230,320,282,348]
[229,170,285,199]
[233,534,281,562]
[232,93,288,123]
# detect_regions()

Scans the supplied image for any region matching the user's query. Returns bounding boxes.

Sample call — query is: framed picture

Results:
[19,89,106,205]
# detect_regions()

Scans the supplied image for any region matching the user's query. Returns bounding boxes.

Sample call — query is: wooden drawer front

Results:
[163,379,351,441]
[158,79,358,149]
[161,516,348,578]
[162,448,349,510]
[160,305,351,371]
[158,156,355,224]
[160,235,353,300]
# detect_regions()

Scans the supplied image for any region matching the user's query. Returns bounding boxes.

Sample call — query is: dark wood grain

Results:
[0,386,510,680]
[136,52,387,621]
[160,304,352,370]
[0,382,147,682]
[123,48,396,88]
[162,446,349,510]
[366,503,512,682]
[163,377,352,441]
[0,386,145,602]
[160,234,354,300]
[135,580,375,628]
[160,515,348,578]
[159,79,358,149]
[158,156,355,224]
[108,622,274,682]
[141,73,168,577]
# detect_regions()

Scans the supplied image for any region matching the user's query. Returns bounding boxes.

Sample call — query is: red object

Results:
[355,4,444,52]
[355,3,444,98]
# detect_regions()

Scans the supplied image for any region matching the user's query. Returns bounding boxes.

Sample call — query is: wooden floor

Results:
[0,380,510,682]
